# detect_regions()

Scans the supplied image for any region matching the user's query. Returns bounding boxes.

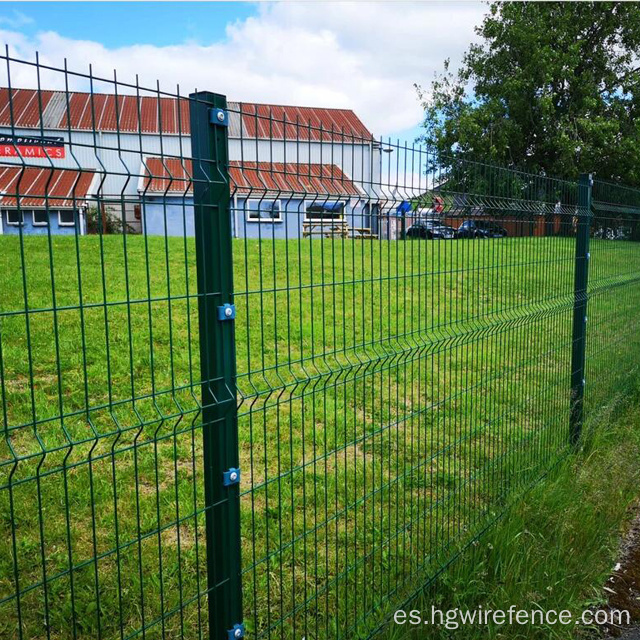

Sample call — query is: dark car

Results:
[456,219,508,238]
[406,220,456,239]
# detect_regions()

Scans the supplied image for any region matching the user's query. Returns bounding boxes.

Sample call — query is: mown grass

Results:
[385,389,640,640]
[0,233,639,640]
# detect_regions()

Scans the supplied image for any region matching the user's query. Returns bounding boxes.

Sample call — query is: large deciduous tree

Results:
[419,2,640,184]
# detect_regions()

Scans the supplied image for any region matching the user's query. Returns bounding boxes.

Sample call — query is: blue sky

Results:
[0,3,254,47]
[0,2,485,139]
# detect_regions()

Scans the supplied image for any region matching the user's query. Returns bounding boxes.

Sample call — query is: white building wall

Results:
[228,139,381,198]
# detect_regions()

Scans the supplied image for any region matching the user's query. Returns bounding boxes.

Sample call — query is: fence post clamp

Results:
[218,303,236,321]
[210,108,229,127]
[227,623,245,639]
[223,468,241,487]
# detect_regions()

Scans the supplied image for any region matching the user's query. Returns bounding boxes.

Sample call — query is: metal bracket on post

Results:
[223,467,241,487]
[190,90,242,640]
[227,623,245,640]
[210,108,229,127]
[218,303,236,321]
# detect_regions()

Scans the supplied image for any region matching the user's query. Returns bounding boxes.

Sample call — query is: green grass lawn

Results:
[384,392,640,640]
[0,234,639,640]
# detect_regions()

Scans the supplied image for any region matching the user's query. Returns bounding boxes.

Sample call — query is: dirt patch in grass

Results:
[161,523,196,548]
[600,503,640,637]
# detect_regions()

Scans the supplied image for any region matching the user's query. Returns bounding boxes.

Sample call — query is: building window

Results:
[305,200,346,221]
[32,210,49,226]
[5,209,23,225]
[247,200,282,222]
[58,210,76,227]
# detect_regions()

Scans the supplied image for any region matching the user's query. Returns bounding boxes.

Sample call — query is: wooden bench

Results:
[302,220,349,238]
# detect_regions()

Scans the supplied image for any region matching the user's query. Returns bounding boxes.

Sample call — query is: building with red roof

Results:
[0,88,379,237]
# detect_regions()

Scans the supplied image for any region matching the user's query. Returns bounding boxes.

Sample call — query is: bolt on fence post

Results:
[570,173,593,445]
[189,92,244,639]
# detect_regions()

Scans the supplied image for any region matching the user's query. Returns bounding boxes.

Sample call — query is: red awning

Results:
[0,166,95,208]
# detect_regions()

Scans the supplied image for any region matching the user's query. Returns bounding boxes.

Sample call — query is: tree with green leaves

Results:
[419,2,640,185]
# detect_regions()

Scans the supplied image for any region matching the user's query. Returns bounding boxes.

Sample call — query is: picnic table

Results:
[302,220,349,238]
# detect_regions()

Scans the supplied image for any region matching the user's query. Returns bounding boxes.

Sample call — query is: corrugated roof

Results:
[141,157,361,197]
[227,102,373,141]
[230,162,361,196]
[0,88,373,140]
[141,158,192,194]
[0,165,95,208]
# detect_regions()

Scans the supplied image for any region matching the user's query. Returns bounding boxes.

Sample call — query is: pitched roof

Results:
[141,158,192,194]
[0,165,95,208]
[140,157,361,197]
[227,103,372,141]
[0,88,373,140]
[230,161,361,196]
[0,88,190,135]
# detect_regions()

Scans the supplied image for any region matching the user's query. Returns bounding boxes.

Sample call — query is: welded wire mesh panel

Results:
[585,180,640,429]
[3,50,640,640]
[228,105,583,639]
[0,53,211,640]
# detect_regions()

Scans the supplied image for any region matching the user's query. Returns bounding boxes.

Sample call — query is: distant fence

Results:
[1,51,640,640]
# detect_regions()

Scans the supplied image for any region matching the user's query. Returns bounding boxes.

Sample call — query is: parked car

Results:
[406,220,456,239]
[593,224,631,240]
[456,220,508,238]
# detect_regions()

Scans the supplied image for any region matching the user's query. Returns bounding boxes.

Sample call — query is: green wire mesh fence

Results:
[585,179,640,428]
[0,51,639,640]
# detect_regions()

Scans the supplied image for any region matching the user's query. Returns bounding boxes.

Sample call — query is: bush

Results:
[85,206,135,234]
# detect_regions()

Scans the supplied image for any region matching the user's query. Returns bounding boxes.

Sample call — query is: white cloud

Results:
[0,2,485,136]
[0,10,33,29]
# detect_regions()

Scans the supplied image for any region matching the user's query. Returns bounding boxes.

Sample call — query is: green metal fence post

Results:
[570,173,593,445]
[189,92,243,639]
